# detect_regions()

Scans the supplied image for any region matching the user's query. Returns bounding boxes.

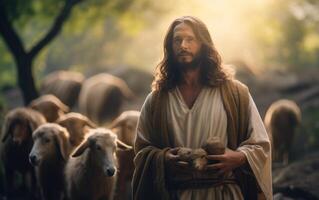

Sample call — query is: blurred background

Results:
[0,0,319,199]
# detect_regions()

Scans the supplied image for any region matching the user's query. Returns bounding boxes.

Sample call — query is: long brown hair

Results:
[152,16,232,92]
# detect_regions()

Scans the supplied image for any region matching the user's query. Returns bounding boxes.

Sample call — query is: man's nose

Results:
[180,39,188,49]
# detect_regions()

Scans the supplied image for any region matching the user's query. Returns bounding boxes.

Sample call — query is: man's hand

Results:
[164,148,190,173]
[205,149,246,174]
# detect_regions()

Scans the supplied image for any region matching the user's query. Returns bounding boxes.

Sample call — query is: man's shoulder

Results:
[143,91,155,106]
[143,90,162,109]
[221,79,250,95]
[226,79,248,89]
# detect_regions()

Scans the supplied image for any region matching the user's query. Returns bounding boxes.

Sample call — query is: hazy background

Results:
[1,0,319,198]
[1,0,318,82]
[1,0,319,154]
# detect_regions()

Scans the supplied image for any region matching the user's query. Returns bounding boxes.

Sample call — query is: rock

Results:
[273,155,319,199]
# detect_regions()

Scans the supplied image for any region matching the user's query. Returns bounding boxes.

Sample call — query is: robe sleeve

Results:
[132,92,172,200]
[237,94,273,200]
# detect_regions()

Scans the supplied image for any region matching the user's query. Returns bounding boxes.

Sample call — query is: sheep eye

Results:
[96,145,102,151]
[43,138,50,143]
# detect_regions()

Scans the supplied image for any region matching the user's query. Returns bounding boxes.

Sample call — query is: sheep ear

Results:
[121,85,136,101]
[56,118,66,126]
[53,102,69,114]
[59,103,69,113]
[29,102,38,111]
[116,139,132,151]
[109,117,124,129]
[72,140,89,157]
[56,130,69,161]
[26,116,37,133]
[83,118,96,128]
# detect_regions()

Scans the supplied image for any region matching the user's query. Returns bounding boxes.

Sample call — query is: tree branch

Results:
[28,0,84,59]
[0,1,27,60]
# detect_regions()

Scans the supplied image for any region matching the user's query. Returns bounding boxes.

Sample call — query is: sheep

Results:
[108,110,139,200]
[176,137,226,171]
[264,99,301,165]
[202,137,226,156]
[177,148,207,171]
[29,123,71,200]
[108,67,153,111]
[29,94,69,122]
[109,110,140,146]
[0,107,46,198]
[40,70,85,108]
[57,112,97,147]
[108,67,153,95]
[65,128,132,200]
[78,73,135,124]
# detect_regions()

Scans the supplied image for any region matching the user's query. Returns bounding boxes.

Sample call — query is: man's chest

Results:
[178,87,202,109]
[167,89,228,147]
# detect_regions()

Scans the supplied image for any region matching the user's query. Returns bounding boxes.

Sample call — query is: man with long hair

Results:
[132,16,272,200]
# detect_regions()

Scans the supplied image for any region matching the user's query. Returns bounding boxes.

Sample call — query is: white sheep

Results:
[29,123,71,200]
[65,128,132,200]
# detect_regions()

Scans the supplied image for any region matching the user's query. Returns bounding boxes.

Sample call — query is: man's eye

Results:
[186,38,194,42]
[174,38,182,44]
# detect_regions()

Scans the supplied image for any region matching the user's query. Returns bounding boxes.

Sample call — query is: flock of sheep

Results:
[0,70,302,200]
[1,71,139,200]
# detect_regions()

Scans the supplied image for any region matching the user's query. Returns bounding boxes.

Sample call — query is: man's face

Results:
[172,23,202,69]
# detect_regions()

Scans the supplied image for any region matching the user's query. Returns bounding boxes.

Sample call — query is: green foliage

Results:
[4,0,64,22]
[251,0,319,70]
[0,40,16,89]
[40,0,169,74]
[302,108,319,148]
[0,0,166,88]
[290,107,319,160]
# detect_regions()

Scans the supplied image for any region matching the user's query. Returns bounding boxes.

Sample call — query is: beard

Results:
[174,50,202,71]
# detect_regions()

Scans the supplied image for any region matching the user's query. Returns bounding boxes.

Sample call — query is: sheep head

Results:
[29,123,70,166]
[177,147,207,171]
[72,128,132,177]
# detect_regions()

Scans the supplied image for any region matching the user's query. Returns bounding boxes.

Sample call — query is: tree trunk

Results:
[0,0,83,105]
[16,56,38,105]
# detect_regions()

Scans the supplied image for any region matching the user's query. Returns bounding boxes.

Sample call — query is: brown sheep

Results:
[78,73,135,124]
[65,128,132,200]
[29,123,71,200]
[202,137,225,156]
[108,110,139,200]
[0,107,46,198]
[29,94,69,122]
[108,67,154,112]
[108,67,153,95]
[109,110,140,146]
[40,70,85,108]
[57,112,97,147]
[264,99,301,165]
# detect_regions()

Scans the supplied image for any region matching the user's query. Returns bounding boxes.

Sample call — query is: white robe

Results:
[137,86,272,200]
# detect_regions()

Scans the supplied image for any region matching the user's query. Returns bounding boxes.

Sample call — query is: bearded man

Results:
[132,16,272,200]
